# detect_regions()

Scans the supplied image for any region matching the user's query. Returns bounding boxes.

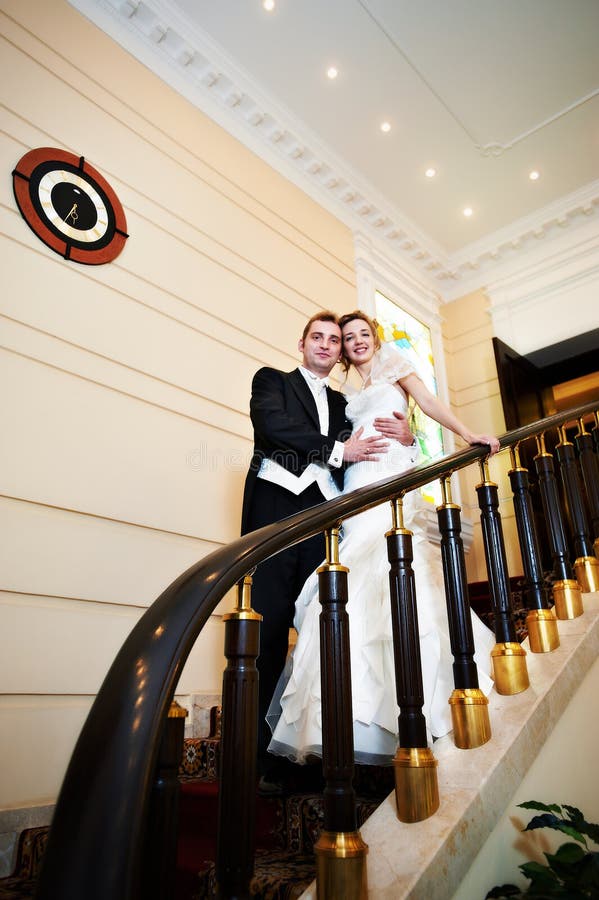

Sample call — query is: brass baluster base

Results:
[314,830,368,900]
[526,608,560,653]
[449,689,491,749]
[491,642,529,694]
[552,579,584,619]
[393,746,439,823]
[574,555,599,593]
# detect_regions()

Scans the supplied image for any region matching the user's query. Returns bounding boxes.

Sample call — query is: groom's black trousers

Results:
[244,478,328,776]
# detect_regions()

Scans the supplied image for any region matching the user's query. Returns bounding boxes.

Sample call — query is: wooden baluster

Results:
[141,700,188,900]
[476,457,529,695]
[216,573,261,900]
[386,496,439,822]
[436,475,491,748]
[533,433,584,619]
[592,411,599,455]
[555,424,599,592]
[315,526,368,900]
[508,444,559,653]
[574,416,599,561]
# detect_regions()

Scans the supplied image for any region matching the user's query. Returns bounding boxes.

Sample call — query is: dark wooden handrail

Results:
[34,400,599,900]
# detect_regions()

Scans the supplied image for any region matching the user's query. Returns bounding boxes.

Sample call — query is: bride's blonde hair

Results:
[338,310,381,373]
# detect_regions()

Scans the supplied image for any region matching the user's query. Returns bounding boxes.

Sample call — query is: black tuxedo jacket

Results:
[241,367,351,533]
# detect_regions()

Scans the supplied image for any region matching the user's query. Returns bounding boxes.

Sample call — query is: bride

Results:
[266,310,499,765]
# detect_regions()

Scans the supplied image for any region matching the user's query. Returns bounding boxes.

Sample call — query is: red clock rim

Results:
[12,147,128,264]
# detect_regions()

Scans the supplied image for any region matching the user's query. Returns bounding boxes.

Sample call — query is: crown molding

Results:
[68,0,599,302]
[353,231,443,325]
[486,227,599,310]
[441,179,599,300]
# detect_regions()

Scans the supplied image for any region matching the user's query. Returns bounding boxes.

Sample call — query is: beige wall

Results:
[0,0,356,811]
[441,289,522,583]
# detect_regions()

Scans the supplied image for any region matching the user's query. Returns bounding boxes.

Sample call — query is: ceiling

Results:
[71,0,599,293]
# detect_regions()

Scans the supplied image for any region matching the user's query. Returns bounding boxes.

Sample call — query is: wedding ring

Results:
[366,448,370,454]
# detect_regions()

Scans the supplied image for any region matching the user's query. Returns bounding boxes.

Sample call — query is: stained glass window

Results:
[374,291,443,503]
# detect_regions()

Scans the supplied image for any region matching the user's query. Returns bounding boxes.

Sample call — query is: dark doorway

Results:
[493,330,599,571]
[492,338,549,430]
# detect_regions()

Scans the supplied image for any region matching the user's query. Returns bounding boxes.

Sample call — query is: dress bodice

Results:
[345,382,409,436]
[343,382,417,492]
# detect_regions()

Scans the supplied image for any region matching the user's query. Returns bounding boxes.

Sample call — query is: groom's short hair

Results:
[301,310,339,342]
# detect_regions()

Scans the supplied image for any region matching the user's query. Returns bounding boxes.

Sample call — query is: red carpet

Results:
[175,779,284,900]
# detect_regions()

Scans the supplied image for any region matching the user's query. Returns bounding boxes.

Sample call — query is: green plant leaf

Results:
[544,842,585,880]
[526,889,585,898]
[520,860,559,886]
[488,803,599,898]
[562,805,599,845]
[485,885,522,899]
[546,842,585,864]
[524,813,584,844]
[518,801,562,815]
[574,852,599,891]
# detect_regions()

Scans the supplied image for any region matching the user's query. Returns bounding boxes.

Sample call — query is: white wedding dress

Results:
[266,347,495,765]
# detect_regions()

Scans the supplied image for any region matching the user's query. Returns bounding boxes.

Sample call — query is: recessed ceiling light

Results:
[463,206,473,217]
[262,0,275,10]
[425,167,436,178]
[380,121,391,133]
[326,66,338,80]
[529,170,540,181]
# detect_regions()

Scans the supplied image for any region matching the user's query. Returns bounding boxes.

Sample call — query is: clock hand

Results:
[65,203,78,224]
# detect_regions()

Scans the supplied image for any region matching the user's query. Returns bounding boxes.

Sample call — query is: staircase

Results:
[6,402,599,900]
[0,707,390,900]
[0,578,551,900]
[178,706,391,899]
[2,592,598,900]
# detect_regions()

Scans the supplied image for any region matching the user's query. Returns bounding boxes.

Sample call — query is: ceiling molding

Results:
[353,231,443,326]
[440,181,599,301]
[473,89,599,157]
[68,0,599,300]
[486,229,599,311]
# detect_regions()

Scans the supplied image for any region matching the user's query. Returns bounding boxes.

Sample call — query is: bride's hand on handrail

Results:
[464,432,501,456]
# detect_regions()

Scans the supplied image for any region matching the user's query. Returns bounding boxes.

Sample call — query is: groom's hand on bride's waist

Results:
[373,411,416,447]
[342,426,390,463]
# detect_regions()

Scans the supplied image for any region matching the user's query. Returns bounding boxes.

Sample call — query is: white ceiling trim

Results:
[474,88,599,157]
[353,232,443,326]
[487,229,599,312]
[69,0,599,300]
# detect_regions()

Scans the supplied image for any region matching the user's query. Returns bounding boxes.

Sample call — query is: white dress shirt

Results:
[257,366,344,499]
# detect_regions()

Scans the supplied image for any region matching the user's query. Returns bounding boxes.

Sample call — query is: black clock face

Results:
[12,148,128,265]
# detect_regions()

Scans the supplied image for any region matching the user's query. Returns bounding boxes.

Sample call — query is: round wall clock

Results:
[12,147,128,265]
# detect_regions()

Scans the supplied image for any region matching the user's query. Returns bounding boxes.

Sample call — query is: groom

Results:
[241,310,414,792]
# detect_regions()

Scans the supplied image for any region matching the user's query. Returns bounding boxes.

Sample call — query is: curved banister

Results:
[34,400,599,900]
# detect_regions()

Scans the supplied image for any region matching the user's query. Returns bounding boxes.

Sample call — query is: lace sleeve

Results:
[370,341,419,385]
